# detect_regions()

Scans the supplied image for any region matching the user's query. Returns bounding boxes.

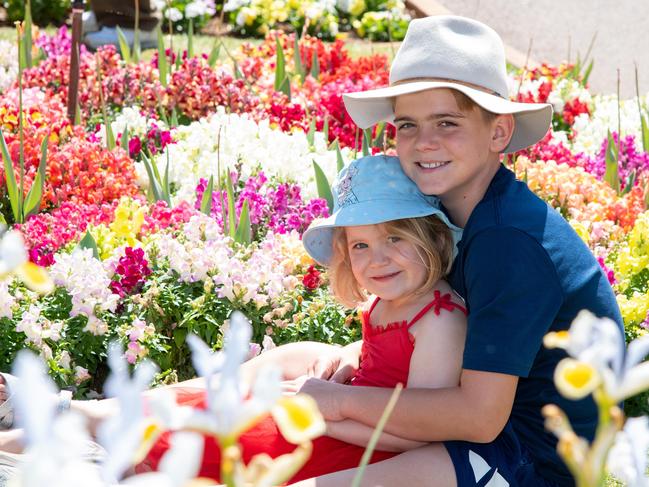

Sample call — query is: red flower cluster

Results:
[109,247,153,297]
[562,98,590,126]
[302,265,322,290]
[141,200,195,235]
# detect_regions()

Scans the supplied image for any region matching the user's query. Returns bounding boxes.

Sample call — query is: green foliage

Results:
[5,0,70,26]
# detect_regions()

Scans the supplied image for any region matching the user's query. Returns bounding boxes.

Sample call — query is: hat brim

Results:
[343,81,552,153]
[302,197,462,266]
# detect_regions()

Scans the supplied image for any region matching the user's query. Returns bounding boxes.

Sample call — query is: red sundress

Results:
[139,290,467,483]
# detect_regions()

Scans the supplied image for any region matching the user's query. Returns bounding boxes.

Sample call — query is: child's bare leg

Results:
[0,429,25,454]
[288,443,457,487]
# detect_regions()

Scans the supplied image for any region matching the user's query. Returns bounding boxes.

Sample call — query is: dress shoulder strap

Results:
[407,290,468,328]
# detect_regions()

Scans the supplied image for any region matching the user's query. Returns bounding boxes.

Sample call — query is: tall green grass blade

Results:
[104,114,116,150]
[156,26,168,87]
[0,131,20,222]
[323,117,329,143]
[171,107,179,128]
[116,26,131,63]
[77,230,99,260]
[234,199,251,245]
[350,384,403,487]
[313,160,333,212]
[641,114,649,154]
[200,175,214,215]
[187,18,194,59]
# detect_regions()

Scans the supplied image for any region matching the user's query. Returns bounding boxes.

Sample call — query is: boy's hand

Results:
[282,376,346,421]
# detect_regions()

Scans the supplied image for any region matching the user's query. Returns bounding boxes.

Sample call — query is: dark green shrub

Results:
[5,0,71,26]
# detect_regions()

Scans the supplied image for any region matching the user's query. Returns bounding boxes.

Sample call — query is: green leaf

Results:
[156,27,168,87]
[334,140,345,172]
[74,102,81,126]
[310,50,320,79]
[234,199,251,245]
[170,107,179,128]
[372,122,385,148]
[225,174,237,239]
[0,131,21,223]
[121,125,130,152]
[141,153,164,202]
[313,160,334,212]
[77,230,99,260]
[104,113,116,150]
[187,18,194,59]
[362,128,371,156]
[293,34,305,82]
[23,0,33,69]
[23,135,48,217]
[208,40,221,67]
[581,59,594,86]
[620,170,636,196]
[351,384,403,487]
[200,175,214,215]
[306,118,316,148]
[0,214,6,225]
[641,113,649,154]
[274,37,286,92]
[603,130,620,193]
[323,117,329,143]
[116,26,131,63]
[163,151,172,206]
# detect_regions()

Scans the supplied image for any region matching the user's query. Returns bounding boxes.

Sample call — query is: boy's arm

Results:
[297,369,517,444]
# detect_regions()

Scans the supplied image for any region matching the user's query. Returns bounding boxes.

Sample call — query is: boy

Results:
[288,15,623,487]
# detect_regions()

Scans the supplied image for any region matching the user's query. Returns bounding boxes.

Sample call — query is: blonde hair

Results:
[328,215,454,308]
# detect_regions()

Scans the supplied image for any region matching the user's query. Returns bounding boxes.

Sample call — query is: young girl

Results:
[140,154,467,483]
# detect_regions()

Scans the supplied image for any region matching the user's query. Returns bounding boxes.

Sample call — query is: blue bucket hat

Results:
[302,155,463,265]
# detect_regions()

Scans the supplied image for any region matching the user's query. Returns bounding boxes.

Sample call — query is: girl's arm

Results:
[325,418,428,452]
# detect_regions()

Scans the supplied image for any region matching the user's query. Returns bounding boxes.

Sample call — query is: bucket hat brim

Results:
[343,80,552,153]
[303,195,462,266]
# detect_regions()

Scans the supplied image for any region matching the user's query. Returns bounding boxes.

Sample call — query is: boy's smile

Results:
[393,88,512,227]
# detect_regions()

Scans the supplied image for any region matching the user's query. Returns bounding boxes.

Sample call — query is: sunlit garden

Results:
[0,1,648,486]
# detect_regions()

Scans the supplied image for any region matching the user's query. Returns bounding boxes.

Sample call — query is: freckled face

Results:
[345,224,427,306]
[394,88,498,206]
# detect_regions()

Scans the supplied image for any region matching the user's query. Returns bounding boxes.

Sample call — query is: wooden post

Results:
[67,0,85,124]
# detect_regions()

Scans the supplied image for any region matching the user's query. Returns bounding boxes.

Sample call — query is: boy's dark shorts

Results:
[443,423,561,487]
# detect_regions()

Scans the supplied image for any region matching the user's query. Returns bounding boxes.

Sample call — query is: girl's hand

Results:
[307,341,362,383]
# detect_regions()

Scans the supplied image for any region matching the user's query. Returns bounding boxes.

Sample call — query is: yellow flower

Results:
[14,262,54,294]
[554,358,600,400]
[271,394,326,445]
[543,329,571,349]
[569,220,590,244]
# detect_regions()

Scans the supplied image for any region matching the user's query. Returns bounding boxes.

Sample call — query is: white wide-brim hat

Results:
[343,15,553,153]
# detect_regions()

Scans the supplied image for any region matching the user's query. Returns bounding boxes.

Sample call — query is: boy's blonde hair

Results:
[328,215,454,308]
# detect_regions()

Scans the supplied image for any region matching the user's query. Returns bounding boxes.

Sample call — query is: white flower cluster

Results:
[151,213,233,283]
[0,40,18,94]
[212,231,301,308]
[145,107,351,204]
[571,93,649,156]
[48,248,119,335]
[96,105,167,145]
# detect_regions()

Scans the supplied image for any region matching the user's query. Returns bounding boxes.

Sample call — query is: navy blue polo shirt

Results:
[447,165,623,486]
